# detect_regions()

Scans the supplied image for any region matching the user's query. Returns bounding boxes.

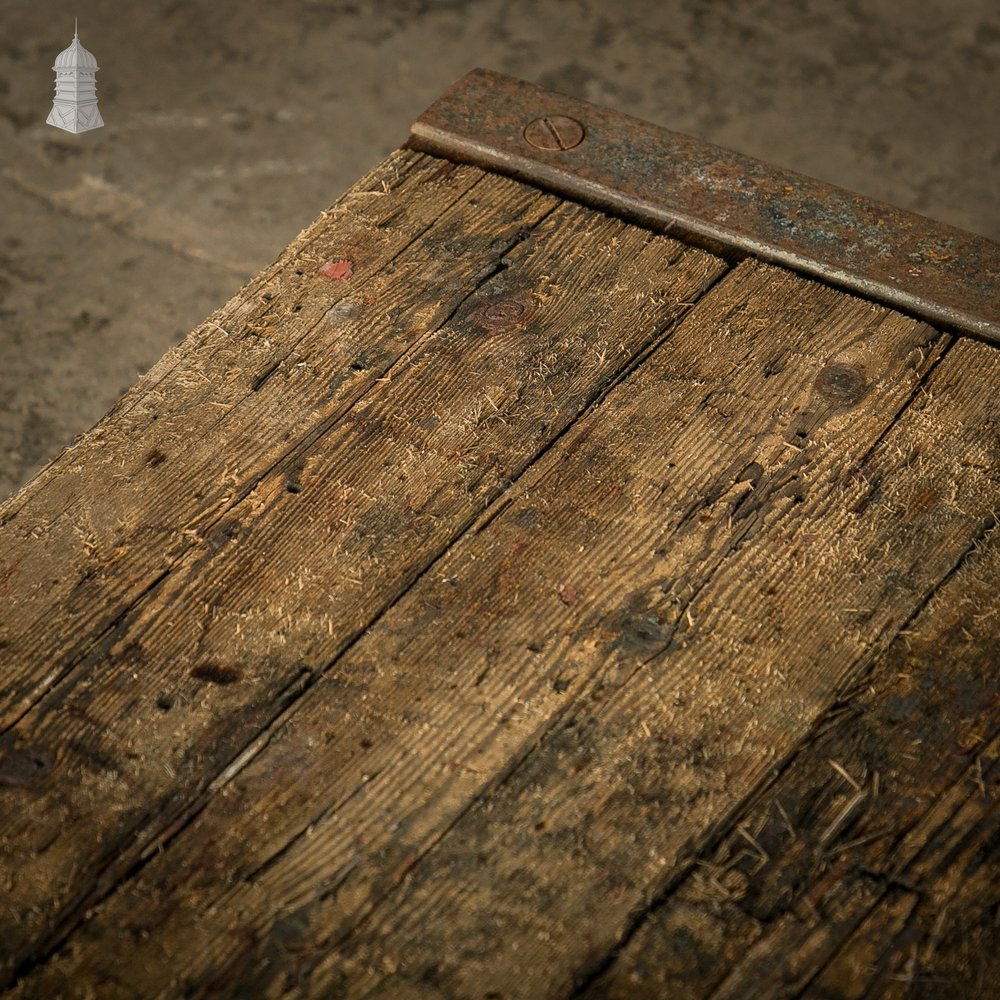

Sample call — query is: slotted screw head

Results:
[522,115,585,151]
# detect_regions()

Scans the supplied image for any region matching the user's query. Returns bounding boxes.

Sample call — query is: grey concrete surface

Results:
[1,0,997,499]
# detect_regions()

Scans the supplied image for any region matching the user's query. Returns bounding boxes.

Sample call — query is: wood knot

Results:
[475,291,537,332]
[0,741,55,787]
[813,363,867,407]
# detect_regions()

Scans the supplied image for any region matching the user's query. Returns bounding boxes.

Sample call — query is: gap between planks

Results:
[577,515,1000,1000]
[295,310,995,1000]
[0,150,495,725]
[11,267,998,998]
[0,171,729,988]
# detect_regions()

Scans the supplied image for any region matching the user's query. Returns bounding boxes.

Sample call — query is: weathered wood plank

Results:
[580,522,1000,1000]
[14,265,996,1000]
[0,193,727,986]
[0,148,492,722]
[303,322,996,1000]
[805,748,1000,1000]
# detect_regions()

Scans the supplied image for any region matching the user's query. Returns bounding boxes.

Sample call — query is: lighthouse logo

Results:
[47,19,104,134]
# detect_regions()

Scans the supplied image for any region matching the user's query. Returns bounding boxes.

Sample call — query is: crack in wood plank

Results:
[581,515,1000,1000]
[290,290,992,995]
[0,156,524,729]
[10,261,995,1000]
[0,174,721,992]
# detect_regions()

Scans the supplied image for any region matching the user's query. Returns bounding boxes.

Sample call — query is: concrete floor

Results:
[1,0,997,500]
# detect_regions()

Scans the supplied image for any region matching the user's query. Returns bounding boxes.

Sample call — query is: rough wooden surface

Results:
[583,516,1000,1000]
[1,149,998,1000]
[0,150,727,987]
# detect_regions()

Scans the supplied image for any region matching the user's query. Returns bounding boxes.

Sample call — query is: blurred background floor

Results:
[1,0,997,499]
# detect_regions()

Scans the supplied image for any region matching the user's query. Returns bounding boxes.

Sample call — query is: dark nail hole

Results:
[190,663,242,685]
[155,695,174,712]
[286,482,302,494]
[359,738,373,750]
[291,304,302,313]
[0,747,55,786]
[146,448,167,468]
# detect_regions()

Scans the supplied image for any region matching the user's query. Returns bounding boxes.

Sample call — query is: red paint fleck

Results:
[0,559,22,599]
[318,259,353,280]
[556,583,579,606]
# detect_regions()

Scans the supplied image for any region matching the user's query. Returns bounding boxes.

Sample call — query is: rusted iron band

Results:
[409,69,999,343]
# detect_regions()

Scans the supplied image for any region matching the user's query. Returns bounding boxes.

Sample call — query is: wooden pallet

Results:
[1,71,998,1000]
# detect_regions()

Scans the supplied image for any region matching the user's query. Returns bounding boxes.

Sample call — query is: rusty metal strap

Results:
[409,69,999,343]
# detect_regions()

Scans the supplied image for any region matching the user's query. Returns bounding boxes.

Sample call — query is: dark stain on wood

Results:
[473,289,538,332]
[189,663,243,686]
[0,739,54,787]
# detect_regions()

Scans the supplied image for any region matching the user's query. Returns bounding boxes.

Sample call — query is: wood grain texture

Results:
[1,148,488,721]
[10,261,997,999]
[299,308,997,1000]
[0,169,727,986]
[584,518,1000,1000]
